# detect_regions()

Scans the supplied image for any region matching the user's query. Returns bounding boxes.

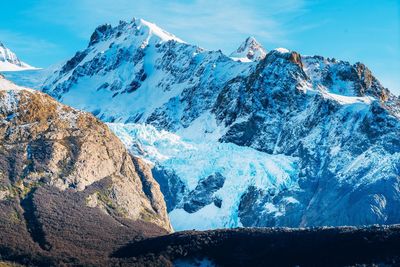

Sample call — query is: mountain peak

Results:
[230,36,267,62]
[89,18,185,47]
[0,41,36,72]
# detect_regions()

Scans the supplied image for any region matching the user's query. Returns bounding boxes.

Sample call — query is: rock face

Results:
[0,75,172,264]
[0,42,35,71]
[182,172,225,213]
[17,18,400,230]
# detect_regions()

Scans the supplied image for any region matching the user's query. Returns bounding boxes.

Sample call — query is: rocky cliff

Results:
[0,75,171,265]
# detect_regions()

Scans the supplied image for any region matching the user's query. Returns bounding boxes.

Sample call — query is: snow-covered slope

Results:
[41,18,253,125]
[229,36,267,62]
[23,18,400,229]
[0,42,36,71]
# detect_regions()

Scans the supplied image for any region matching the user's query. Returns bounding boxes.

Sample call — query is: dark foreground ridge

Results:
[3,223,399,266]
[112,225,400,266]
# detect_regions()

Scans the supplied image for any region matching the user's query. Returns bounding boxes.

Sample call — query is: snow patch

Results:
[230,57,253,63]
[137,19,185,44]
[274,48,290,54]
[0,61,38,71]
[322,91,373,105]
[0,76,34,92]
[176,111,227,142]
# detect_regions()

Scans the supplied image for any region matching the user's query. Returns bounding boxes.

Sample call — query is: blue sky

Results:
[1,0,399,94]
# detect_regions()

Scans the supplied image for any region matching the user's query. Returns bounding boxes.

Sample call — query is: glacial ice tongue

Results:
[108,123,300,231]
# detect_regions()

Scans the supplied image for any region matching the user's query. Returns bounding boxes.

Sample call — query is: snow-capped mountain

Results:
[229,36,267,62]
[21,18,400,229]
[41,18,252,125]
[0,42,36,71]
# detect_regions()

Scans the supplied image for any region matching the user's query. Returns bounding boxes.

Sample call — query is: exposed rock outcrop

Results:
[183,172,225,213]
[0,76,172,264]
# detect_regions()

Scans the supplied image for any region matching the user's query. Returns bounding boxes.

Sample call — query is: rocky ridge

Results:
[0,74,172,264]
[114,225,400,267]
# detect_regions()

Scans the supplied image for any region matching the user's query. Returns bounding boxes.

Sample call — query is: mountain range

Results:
[29,18,400,230]
[0,17,400,266]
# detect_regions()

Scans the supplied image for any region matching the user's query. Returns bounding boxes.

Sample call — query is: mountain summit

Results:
[230,36,267,62]
[0,42,36,71]
[88,18,184,47]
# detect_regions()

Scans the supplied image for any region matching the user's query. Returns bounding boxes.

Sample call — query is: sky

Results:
[1,0,399,94]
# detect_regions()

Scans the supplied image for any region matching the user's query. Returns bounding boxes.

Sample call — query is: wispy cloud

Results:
[28,0,312,52]
[160,0,286,48]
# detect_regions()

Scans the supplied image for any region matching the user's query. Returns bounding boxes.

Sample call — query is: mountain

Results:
[229,36,267,62]
[41,18,252,124]
[0,42,36,71]
[0,75,171,265]
[18,18,400,230]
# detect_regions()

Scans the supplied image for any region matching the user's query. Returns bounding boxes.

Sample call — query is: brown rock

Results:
[0,77,172,232]
[288,51,303,69]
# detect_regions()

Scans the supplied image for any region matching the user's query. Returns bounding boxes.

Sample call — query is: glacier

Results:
[108,123,299,231]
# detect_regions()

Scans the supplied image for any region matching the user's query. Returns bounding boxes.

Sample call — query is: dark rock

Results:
[213,198,222,208]
[183,173,225,213]
[152,166,187,212]
[60,51,88,75]
[89,24,112,46]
